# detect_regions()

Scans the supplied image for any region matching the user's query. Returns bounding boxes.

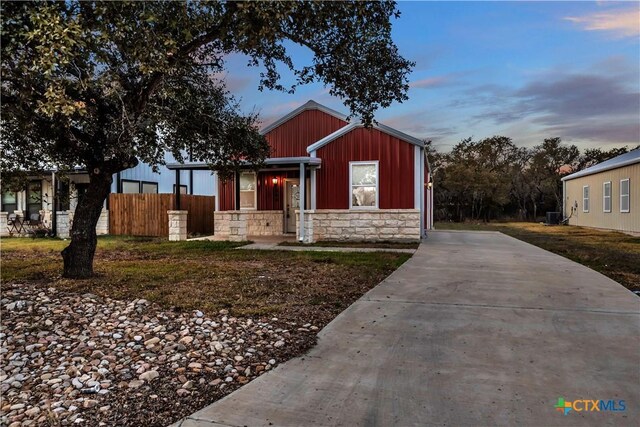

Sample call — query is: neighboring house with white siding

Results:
[562,149,639,235]
[0,152,217,237]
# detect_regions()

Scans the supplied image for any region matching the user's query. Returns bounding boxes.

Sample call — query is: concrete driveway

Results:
[175,231,639,427]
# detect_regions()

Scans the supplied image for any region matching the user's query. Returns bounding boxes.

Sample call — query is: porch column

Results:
[175,169,181,210]
[235,170,241,210]
[310,168,317,210]
[299,162,305,242]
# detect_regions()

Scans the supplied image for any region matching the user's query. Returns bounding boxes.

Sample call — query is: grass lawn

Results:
[435,222,640,292]
[1,236,410,324]
[278,240,420,249]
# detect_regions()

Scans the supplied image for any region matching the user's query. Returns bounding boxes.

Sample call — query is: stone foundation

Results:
[214,211,284,241]
[96,209,109,235]
[296,209,421,243]
[168,210,188,241]
[0,212,8,237]
[53,209,108,238]
[214,209,421,243]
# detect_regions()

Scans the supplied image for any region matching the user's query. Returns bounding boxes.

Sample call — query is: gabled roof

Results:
[306,121,425,153]
[562,149,640,181]
[261,99,425,151]
[260,100,349,135]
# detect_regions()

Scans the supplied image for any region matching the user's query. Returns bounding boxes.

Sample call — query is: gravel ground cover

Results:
[1,284,317,426]
[1,237,410,426]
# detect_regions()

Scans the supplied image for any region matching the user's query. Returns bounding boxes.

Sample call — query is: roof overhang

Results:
[561,152,640,181]
[260,100,349,135]
[306,122,425,153]
[166,157,321,171]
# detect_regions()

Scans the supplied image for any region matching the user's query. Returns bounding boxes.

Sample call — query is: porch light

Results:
[272,177,278,185]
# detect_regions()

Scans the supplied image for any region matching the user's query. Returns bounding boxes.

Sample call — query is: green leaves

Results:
[2,0,411,176]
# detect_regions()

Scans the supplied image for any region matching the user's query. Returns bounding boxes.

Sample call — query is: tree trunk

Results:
[61,170,113,278]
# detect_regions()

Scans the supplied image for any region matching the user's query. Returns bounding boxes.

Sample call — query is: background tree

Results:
[430,136,609,223]
[434,136,520,221]
[1,1,413,278]
[526,138,579,216]
[575,146,635,171]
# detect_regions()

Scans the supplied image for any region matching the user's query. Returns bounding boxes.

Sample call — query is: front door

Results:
[285,180,300,233]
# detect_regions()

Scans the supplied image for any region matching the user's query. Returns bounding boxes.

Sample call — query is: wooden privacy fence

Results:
[181,195,215,236]
[108,193,215,237]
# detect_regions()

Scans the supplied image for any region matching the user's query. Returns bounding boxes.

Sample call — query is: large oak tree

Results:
[1,1,413,278]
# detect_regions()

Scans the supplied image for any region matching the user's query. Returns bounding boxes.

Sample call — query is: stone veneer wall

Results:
[95,209,109,235]
[214,211,284,241]
[296,209,421,243]
[0,212,8,237]
[54,209,109,239]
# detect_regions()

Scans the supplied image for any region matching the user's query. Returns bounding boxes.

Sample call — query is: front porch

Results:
[168,157,423,243]
[168,157,319,241]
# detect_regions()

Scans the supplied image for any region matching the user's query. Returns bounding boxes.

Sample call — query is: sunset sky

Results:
[221,1,640,152]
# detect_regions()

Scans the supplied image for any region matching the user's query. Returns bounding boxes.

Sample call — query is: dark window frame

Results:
[57,180,71,211]
[121,179,141,194]
[1,190,17,213]
[173,184,188,194]
[141,181,159,194]
[74,183,90,207]
[26,180,42,217]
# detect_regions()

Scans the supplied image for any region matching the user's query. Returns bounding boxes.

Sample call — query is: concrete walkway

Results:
[175,231,639,427]
[237,242,416,254]
[189,235,416,253]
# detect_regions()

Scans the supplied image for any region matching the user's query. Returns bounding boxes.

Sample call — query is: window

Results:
[350,161,378,209]
[57,181,70,211]
[27,180,42,217]
[239,172,256,209]
[582,185,589,213]
[122,180,140,194]
[1,190,17,213]
[620,178,630,213]
[122,180,159,194]
[173,184,187,194]
[603,181,611,213]
[141,182,158,194]
[75,183,89,206]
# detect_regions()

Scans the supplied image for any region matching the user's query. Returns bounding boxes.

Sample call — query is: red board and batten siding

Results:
[315,127,415,209]
[218,170,299,211]
[218,178,235,212]
[219,109,346,211]
[264,109,347,158]
[257,171,298,210]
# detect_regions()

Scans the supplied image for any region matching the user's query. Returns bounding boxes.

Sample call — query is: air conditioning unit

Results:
[546,211,561,225]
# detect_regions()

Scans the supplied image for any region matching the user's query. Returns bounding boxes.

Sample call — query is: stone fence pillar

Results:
[56,211,71,238]
[168,210,188,241]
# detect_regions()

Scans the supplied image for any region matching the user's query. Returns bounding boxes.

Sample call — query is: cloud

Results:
[409,76,450,89]
[565,7,640,38]
[471,59,640,145]
[383,111,458,141]
[210,71,252,92]
[515,73,638,120]
[546,119,640,145]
